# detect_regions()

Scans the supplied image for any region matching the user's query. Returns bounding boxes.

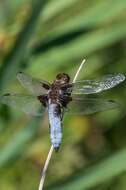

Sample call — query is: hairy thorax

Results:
[38,73,72,108]
[48,82,63,104]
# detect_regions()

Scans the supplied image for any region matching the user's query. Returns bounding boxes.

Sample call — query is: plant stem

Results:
[38,58,85,190]
[38,145,54,190]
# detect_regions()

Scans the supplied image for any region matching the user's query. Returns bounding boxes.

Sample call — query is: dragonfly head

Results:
[56,73,70,84]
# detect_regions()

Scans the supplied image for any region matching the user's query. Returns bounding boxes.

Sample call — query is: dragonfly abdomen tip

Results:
[53,145,60,152]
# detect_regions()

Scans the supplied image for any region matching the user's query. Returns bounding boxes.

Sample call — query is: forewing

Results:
[66,96,119,115]
[17,72,51,95]
[0,94,45,116]
[69,74,125,94]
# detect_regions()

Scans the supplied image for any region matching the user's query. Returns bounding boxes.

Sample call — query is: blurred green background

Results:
[0,0,126,190]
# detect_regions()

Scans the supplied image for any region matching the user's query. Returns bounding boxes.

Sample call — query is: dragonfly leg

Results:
[37,95,48,107]
[60,96,72,107]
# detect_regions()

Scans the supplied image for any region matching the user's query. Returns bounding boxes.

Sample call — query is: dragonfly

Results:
[0,72,125,151]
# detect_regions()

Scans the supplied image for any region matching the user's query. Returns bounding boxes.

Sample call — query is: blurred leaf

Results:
[0,117,40,168]
[42,0,79,22]
[49,148,126,190]
[29,22,126,75]
[0,0,46,91]
[42,0,126,39]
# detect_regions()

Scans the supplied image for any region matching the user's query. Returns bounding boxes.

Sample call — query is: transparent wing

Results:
[66,96,119,115]
[67,74,125,95]
[17,72,51,96]
[0,93,45,116]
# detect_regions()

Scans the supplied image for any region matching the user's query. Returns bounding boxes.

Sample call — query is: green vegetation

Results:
[0,0,126,190]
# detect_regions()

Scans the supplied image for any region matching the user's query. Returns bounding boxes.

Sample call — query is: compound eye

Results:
[56,73,62,80]
[56,73,70,83]
[64,76,70,83]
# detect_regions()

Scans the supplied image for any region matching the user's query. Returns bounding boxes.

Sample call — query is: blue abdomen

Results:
[48,103,62,151]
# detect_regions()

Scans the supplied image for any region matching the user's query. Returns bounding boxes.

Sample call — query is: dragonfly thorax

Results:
[47,73,71,105]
